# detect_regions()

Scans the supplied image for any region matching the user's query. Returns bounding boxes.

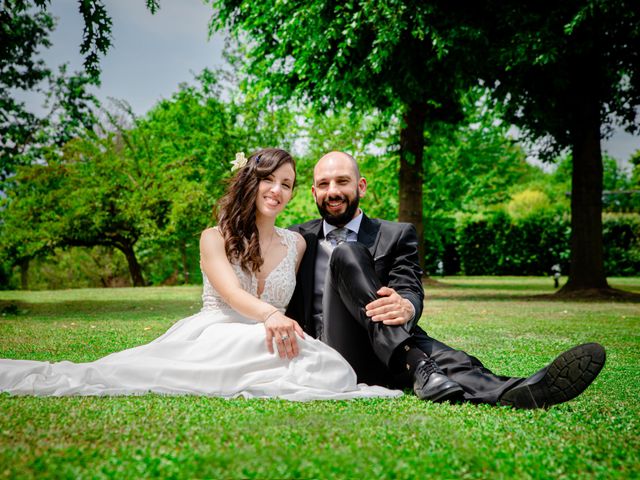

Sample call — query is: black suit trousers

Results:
[322,243,411,385]
[323,242,523,404]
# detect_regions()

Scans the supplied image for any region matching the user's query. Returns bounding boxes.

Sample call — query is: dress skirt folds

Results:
[0,228,401,401]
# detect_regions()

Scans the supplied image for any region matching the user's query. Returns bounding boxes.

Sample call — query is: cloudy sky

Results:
[27,0,640,167]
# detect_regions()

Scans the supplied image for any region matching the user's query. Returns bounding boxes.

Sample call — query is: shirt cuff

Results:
[406,299,416,322]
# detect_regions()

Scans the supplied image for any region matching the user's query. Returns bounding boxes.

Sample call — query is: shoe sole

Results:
[499,343,606,409]
[430,385,465,403]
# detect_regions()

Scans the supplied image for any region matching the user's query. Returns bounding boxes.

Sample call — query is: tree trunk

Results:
[118,244,146,287]
[560,97,609,292]
[19,258,29,290]
[399,102,428,268]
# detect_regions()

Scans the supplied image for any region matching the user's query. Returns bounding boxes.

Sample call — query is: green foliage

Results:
[421,88,547,275]
[130,70,301,283]
[545,153,639,213]
[424,215,458,275]
[602,155,639,213]
[211,0,464,117]
[0,4,101,290]
[506,190,552,220]
[435,0,640,289]
[7,246,131,290]
[459,1,640,157]
[0,261,17,290]
[438,212,640,277]
[0,1,53,180]
[76,0,113,78]
[1,92,218,287]
[0,70,303,288]
[0,2,102,181]
[424,156,640,276]
[456,211,571,276]
[603,214,640,277]
[211,0,474,255]
[423,89,537,215]
[0,280,638,477]
[632,149,640,186]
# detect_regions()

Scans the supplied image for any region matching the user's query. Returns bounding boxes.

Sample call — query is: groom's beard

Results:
[317,191,360,227]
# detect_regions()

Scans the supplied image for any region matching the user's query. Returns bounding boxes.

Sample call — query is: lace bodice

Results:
[201,227,298,313]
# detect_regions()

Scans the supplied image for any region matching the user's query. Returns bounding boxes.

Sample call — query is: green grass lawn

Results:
[1,277,639,479]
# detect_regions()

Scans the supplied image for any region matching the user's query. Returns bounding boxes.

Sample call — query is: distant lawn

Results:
[1,277,639,479]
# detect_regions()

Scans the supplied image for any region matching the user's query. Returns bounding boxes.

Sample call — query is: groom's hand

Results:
[365,287,414,326]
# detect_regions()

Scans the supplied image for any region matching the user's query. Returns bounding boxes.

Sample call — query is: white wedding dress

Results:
[0,228,401,401]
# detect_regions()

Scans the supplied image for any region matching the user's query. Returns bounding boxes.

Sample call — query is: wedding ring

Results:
[281,335,289,341]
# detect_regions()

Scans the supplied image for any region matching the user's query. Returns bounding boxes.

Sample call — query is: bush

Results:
[455,211,570,276]
[455,213,506,275]
[603,213,640,276]
[11,247,131,290]
[428,211,639,277]
[424,215,459,276]
[138,235,202,286]
[506,189,552,220]
[0,261,17,290]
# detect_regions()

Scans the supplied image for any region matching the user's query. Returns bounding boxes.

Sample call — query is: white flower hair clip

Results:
[231,152,248,171]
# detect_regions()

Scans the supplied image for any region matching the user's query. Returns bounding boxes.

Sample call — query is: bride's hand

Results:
[264,312,305,359]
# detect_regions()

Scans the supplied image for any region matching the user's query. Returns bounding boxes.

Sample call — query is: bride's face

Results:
[255,162,295,219]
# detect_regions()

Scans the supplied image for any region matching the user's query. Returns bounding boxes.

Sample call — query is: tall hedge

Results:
[426,212,640,276]
[602,213,640,276]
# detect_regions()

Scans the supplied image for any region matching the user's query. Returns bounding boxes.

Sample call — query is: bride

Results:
[0,148,401,401]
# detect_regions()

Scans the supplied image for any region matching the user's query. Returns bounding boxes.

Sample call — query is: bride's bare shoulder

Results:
[201,226,220,235]
[200,227,224,252]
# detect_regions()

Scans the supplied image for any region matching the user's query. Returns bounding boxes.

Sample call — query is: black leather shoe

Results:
[413,358,464,402]
[499,343,606,409]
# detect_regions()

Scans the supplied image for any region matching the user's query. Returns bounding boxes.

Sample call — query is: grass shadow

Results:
[429,292,640,303]
[0,299,199,318]
[430,281,552,291]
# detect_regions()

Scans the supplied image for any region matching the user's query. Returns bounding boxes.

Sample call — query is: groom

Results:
[286,151,606,408]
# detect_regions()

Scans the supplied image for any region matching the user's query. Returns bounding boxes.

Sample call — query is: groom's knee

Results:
[329,242,372,277]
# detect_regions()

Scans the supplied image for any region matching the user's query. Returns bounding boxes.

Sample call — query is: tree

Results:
[632,149,640,187]
[1,1,101,286]
[0,52,99,288]
[3,124,162,287]
[423,88,536,216]
[132,69,299,284]
[1,98,209,287]
[1,0,54,180]
[210,0,468,263]
[419,88,540,274]
[457,1,640,293]
[1,69,302,288]
[1,0,165,182]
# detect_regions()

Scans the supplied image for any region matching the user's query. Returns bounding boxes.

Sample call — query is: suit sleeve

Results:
[284,274,305,325]
[387,223,424,332]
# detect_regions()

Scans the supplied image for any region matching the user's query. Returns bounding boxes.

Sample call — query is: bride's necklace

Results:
[256,229,277,292]
[258,229,276,266]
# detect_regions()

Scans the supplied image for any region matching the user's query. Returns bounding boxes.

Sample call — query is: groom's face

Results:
[312,153,366,227]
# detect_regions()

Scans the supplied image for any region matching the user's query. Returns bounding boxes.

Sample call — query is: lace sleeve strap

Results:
[277,227,300,264]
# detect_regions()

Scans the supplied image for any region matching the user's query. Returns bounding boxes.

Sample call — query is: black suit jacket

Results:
[286,215,424,336]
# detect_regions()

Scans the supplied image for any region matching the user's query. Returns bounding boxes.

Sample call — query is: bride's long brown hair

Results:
[216,148,296,273]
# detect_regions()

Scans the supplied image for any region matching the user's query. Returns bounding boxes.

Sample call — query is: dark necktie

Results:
[328,227,348,247]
